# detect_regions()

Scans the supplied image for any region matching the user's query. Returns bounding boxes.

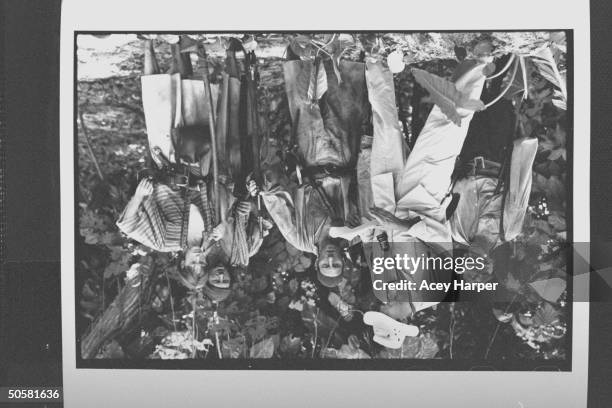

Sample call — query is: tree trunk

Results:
[80,259,156,359]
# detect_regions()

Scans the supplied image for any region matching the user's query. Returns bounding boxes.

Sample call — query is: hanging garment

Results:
[260,57,368,255]
[214,44,244,181]
[216,46,264,195]
[117,181,220,252]
[331,59,488,313]
[140,72,219,168]
[283,58,369,168]
[450,137,539,254]
[261,176,351,255]
[123,67,226,252]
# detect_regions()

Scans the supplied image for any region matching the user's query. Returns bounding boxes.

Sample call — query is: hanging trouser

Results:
[283,58,370,168]
[227,74,242,177]
[241,54,261,184]
[356,135,374,222]
[502,138,538,238]
[214,45,245,183]
[362,60,487,313]
[450,137,538,255]
[214,48,262,197]
[245,54,261,177]
[216,73,229,165]
[141,74,219,169]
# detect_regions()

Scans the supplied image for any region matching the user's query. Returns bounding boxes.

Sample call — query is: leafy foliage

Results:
[530,47,567,110]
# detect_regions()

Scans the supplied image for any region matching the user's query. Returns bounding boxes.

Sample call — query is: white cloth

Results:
[362,60,486,248]
[186,203,205,248]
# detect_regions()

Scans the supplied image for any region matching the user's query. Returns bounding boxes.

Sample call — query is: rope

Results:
[485,54,516,80]
[483,56,520,109]
[310,34,337,58]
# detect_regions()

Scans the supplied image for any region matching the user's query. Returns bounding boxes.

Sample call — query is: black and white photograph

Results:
[8,0,612,406]
[74,31,571,369]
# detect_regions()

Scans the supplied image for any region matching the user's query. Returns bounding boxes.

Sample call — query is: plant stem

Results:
[449,303,456,359]
[484,57,520,109]
[484,293,518,359]
[78,110,105,181]
[164,270,177,332]
[324,317,342,351]
[101,276,105,312]
[311,308,319,358]
[191,296,197,358]
[215,331,222,359]
[486,54,516,80]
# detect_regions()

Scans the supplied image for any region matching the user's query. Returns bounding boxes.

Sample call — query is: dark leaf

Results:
[529,278,566,303]
[378,334,439,359]
[530,46,566,109]
[532,303,561,326]
[222,337,246,359]
[249,336,276,358]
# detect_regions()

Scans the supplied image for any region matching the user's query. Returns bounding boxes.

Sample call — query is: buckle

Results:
[468,156,485,177]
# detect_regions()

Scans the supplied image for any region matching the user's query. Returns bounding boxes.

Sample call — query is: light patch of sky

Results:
[77,34,286,81]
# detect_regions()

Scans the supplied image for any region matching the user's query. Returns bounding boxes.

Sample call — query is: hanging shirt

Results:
[218,212,269,267]
[117,180,218,252]
[261,176,352,255]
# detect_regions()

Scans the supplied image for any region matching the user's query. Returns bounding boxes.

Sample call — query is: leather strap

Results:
[466,156,502,178]
[138,164,210,191]
[300,164,354,181]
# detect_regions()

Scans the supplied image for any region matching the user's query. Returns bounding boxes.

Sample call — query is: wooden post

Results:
[80,259,156,359]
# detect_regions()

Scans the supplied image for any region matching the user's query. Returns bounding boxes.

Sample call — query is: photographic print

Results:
[75,31,571,369]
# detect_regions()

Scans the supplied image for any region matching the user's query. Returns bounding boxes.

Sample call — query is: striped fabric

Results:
[117,179,215,252]
[228,213,250,267]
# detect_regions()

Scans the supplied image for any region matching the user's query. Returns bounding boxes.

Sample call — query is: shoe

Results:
[363,311,419,349]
